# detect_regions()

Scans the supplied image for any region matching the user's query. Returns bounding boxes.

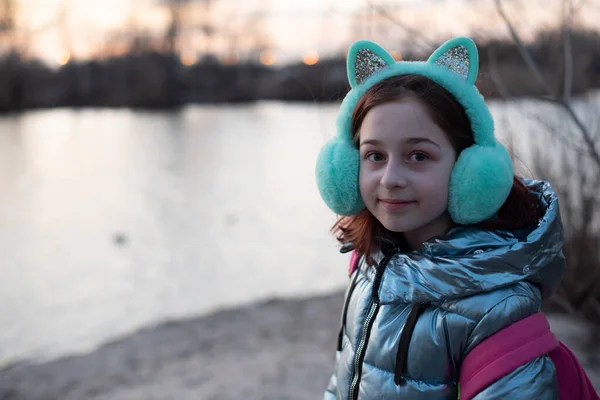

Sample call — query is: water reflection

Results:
[0,94,598,366]
[0,104,345,366]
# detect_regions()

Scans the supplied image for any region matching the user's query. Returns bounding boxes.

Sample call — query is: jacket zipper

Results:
[348,252,396,400]
[348,299,379,400]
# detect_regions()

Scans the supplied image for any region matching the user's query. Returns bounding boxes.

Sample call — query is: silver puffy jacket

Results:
[324,180,566,399]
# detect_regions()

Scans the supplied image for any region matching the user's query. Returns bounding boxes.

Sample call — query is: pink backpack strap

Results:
[551,342,599,400]
[459,312,559,400]
[349,250,360,275]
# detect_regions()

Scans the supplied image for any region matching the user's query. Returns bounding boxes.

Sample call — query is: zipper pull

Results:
[340,242,354,254]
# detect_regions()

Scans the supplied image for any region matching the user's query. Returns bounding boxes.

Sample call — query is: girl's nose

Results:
[380,162,408,189]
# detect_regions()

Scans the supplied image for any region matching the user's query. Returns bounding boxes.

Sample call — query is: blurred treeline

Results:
[0,28,598,111]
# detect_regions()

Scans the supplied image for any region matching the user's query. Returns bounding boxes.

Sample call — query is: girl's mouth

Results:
[379,199,416,211]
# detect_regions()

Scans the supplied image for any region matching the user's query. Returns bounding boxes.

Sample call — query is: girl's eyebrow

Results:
[360,139,383,147]
[405,137,441,149]
[360,137,441,149]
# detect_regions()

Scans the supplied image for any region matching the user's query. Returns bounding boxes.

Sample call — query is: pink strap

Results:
[551,342,599,400]
[460,312,559,400]
[349,251,359,275]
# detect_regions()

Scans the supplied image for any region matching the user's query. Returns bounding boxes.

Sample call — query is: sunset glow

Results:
[389,50,402,61]
[180,51,198,66]
[259,49,276,66]
[9,0,600,66]
[56,50,71,66]
[302,50,319,65]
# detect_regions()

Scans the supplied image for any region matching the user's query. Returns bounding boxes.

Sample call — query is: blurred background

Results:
[0,0,599,398]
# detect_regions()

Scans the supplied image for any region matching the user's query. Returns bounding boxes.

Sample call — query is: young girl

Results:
[315,37,566,399]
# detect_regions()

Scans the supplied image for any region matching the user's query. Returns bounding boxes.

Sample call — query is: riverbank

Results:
[0,290,598,399]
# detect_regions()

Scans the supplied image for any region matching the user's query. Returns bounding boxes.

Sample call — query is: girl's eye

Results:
[366,152,385,162]
[409,152,429,162]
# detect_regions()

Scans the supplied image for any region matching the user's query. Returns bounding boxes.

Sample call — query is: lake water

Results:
[1,95,598,367]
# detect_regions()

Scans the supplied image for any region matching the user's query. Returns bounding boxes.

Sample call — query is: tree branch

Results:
[524,111,589,157]
[573,0,591,13]
[563,104,600,166]
[494,0,600,169]
[487,47,511,98]
[370,5,437,52]
[550,290,578,314]
[563,0,574,102]
[494,0,556,97]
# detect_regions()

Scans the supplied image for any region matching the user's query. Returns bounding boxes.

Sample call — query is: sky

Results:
[11,0,600,65]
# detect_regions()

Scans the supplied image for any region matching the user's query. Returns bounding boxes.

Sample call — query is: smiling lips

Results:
[379,199,416,211]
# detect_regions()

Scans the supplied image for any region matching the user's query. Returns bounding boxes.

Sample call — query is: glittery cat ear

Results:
[427,37,479,85]
[347,41,396,88]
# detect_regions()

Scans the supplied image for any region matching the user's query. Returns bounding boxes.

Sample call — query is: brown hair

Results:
[333,75,541,264]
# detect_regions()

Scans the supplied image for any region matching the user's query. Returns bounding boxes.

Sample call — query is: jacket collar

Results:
[379,180,566,304]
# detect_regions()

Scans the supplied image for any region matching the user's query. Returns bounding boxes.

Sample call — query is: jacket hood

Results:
[379,180,566,304]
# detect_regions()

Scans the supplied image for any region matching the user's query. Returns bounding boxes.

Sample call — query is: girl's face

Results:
[358,99,458,250]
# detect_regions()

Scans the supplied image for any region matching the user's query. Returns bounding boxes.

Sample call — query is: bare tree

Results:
[158,0,216,55]
[370,4,437,52]
[198,0,216,54]
[493,0,600,168]
[162,0,182,53]
[5,0,74,59]
[493,0,600,323]
[0,0,16,52]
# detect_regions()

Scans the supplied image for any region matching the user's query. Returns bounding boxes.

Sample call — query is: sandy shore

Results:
[1,291,598,400]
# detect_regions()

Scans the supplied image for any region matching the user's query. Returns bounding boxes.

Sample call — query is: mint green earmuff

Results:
[315,37,514,225]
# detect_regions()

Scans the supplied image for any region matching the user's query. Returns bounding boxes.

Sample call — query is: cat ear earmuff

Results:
[315,37,514,224]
